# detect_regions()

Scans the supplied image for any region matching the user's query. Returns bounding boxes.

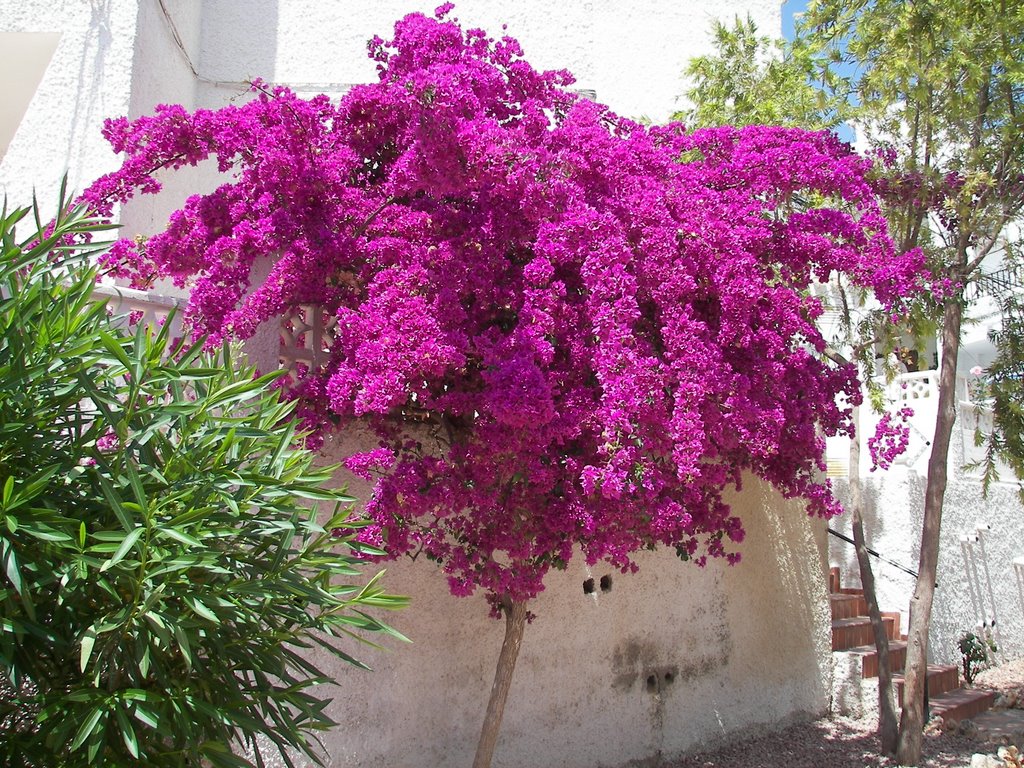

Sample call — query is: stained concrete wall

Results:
[238,332,834,767]
[276,454,831,768]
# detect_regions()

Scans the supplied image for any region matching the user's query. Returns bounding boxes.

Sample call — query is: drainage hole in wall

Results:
[600,574,613,592]
[646,674,658,692]
[583,578,595,594]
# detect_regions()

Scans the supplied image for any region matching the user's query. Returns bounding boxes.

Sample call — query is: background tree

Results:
[0,192,407,767]
[801,2,1024,762]
[681,17,905,752]
[678,15,843,131]
[81,9,926,767]
[979,290,1024,497]
[689,3,1024,764]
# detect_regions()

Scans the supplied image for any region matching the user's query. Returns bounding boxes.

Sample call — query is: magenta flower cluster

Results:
[867,406,914,471]
[81,7,928,609]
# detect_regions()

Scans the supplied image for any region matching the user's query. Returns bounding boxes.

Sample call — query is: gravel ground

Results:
[666,660,1024,768]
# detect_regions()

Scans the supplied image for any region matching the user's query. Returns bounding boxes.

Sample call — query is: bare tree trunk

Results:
[896,294,962,766]
[472,598,528,768]
[849,404,899,755]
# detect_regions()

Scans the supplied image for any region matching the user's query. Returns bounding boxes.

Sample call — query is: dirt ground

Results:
[667,659,1024,768]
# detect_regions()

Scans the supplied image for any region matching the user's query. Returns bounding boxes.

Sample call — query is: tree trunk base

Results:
[472,598,528,768]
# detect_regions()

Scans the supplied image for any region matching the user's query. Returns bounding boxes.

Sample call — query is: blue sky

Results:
[782,0,808,41]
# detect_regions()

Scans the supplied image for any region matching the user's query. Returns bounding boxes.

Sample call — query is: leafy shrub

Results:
[0,192,407,767]
[958,628,997,684]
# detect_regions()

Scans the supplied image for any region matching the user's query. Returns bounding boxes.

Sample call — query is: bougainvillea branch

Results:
[82,6,927,611]
[868,406,914,471]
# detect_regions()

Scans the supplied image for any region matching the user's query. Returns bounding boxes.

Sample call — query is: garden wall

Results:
[299,458,831,768]
[234,385,833,768]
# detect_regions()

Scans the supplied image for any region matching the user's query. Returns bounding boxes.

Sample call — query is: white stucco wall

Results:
[0,0,781,217]
[829,412,1024,666]
[272,460,830,768]
[193,0,781,120]
[0,0,141,212]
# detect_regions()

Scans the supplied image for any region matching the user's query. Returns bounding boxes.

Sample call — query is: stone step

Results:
[893,664,961,707]
[831,615,899,651]
[840,640,908,678]
[928,688,997,724]
[829,566,841,593]
[830,593,868,619]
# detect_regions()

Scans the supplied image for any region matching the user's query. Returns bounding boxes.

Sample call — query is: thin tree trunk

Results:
[896,294,962,766]
[849,404,899,755]
[472,598,528,768]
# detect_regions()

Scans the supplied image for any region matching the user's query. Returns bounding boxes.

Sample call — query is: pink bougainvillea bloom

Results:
[81,8,929,610]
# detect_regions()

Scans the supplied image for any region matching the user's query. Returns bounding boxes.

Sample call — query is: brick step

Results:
[840,640,907,678]
[831,615,900,651]
[893,664,960,707]
[928,688,997,724]
[831,593,868,619]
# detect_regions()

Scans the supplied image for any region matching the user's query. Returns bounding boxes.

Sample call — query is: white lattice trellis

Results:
[279,304,337,375]
[894,370,939,402]
[92,284,185,338]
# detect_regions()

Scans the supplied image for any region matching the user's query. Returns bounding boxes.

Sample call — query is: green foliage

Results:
[0,191,407,767]
[679,15,845,130]
[803,0,1024,258]
[977,294,1024,500]
[957,628,997,684]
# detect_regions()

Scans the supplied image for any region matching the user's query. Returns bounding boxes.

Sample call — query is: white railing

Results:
[92,291,340,379]
[891,370,939,403]
[92,284,185,338]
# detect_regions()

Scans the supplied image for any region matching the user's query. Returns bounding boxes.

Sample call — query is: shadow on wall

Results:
[65,1,116,187]
[960,528,1002,653]
[1015,558,1024,620]
[713,481,832,735]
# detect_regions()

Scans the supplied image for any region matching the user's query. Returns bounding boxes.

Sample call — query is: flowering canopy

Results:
[83,7,926,608]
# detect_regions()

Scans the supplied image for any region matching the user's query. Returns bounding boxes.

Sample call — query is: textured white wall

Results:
[0,0,141,212]
[267,451,830,768]
[195,0,782,121]
[829,419,1024,666]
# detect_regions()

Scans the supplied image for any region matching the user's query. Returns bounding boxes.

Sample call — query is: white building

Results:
[822,271,1024,669]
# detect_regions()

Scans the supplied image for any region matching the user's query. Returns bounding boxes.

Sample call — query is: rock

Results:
[961,719,980,739]
[970,753,1002,768]
[996,693,1017,709]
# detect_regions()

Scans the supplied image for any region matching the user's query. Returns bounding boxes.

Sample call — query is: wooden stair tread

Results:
[892,663,958,682]
[929,688,997,720]
[841,639,908,656]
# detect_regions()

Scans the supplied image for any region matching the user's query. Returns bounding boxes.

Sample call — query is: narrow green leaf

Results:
[100,526,144,572]
[79,626,98,672]
[2,540,23,597]
[184,596,219,623]
[114,703,140,758]
[1,476,12,508]
[70,706,105,750]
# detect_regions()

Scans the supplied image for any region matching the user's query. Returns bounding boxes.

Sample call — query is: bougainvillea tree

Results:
[82,7,926,766]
